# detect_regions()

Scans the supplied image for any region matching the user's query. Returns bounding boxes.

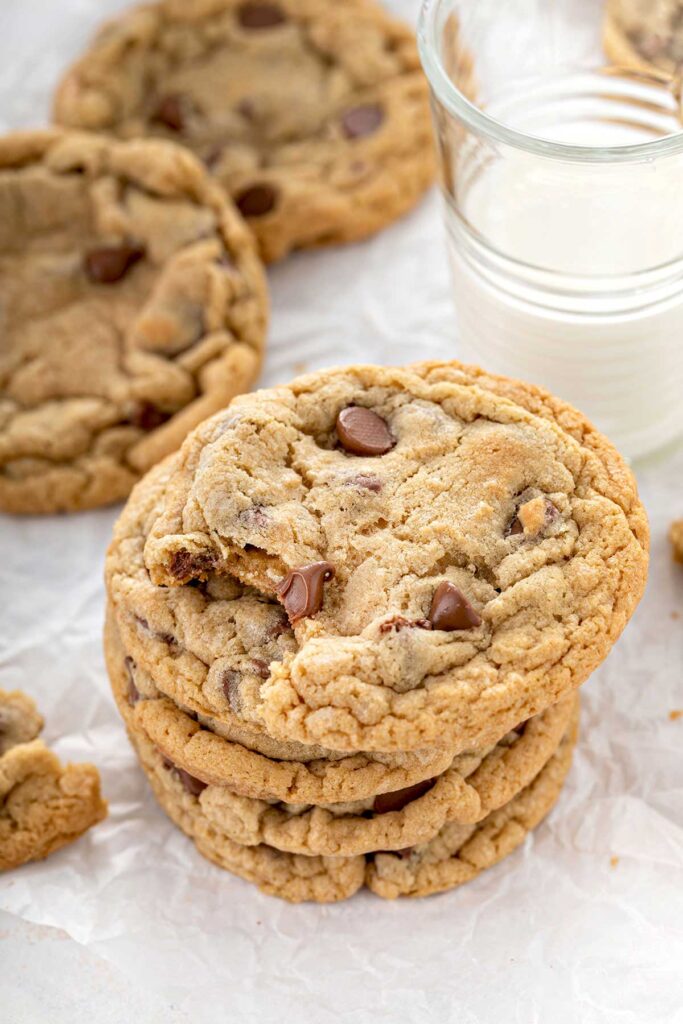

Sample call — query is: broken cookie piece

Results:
[0,690,107,871]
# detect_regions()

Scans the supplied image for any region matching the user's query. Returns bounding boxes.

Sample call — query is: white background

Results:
[1,2,682,1022]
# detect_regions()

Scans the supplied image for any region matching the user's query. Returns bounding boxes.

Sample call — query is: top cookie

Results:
[140,361,649,752]
[53,0,435,263]
[605,0,683,73]
[0,130,267,514]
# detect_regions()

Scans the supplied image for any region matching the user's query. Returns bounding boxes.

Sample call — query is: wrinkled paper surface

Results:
[1,2,682,1022]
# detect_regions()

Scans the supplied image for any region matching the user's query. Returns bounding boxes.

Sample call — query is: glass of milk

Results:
[418,0,683,460]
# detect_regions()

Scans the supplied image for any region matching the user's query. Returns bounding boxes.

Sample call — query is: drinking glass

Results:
[418,0,683,460]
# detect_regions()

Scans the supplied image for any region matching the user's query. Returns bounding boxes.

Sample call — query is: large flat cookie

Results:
[107,605,575,853]
[118,361,647,753]
[0,129,267,514]
[128,707,577,902]
[54,0,435,263]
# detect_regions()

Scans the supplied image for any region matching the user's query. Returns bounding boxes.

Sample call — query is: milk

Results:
[447,71,683,459]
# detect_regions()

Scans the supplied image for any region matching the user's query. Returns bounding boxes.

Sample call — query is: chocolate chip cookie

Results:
[604,0,683,74]
[133,361,647,753]
[0,689,107,871]
[105,604,456,805]
[127,702,577,902]
[53,0,435,262]
[107,605,575,853]
[0,129,267,514]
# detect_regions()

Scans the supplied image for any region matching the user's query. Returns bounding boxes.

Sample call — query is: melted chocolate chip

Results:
[124,656,140,706]
[277,562,335,624]
[252,659,270,680]
[336,407,395,456]
[235,183,279,218]
[169,550,215,582]
[373,778,436,815]
[84,243,145,284]
[153,94,187,132]
[238,2,286,29]
[161,756,207,796]
[238,505,270,529]
[379,616,432,634]
[237,98,256,120]
[348,474,383,492]
[507,517,524,537]
[428,582,482,631]
[222,670,242,711]
[341,103,385,139]
[130,403,170,432]
[176,767,208,797]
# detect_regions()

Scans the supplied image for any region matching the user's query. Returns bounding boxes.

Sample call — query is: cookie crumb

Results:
[610,855,619,869]
[672,611,681,621]
[669,709,683,722]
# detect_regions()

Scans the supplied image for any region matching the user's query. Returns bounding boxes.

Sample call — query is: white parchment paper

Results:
[1,2,682,1021]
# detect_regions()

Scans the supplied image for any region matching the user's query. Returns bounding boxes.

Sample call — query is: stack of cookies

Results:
[104,363,648,902]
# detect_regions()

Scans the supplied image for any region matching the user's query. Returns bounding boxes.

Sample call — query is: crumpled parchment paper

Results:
[0,2,682,1022]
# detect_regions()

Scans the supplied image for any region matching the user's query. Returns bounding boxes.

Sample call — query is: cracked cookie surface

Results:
[54,0,434,263]
[129,704,577,901]
[0,129,267,514]
[129,361,647,753]
[0,739,107,871]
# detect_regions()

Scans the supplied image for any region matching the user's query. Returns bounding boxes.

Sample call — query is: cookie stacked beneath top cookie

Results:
[104,362,648,901]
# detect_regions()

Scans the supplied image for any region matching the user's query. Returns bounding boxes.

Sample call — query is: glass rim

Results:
[418,0,683,164]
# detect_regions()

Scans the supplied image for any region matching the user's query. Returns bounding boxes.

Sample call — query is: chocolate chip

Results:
[222,670,242,711]
[84,243,145,284]
[238,2,286,29]
[428,582,482,631]
[336,407,395,457]
[268,611,290,639]
[379,616,432,634]
[153,94,187,132]
[341,104,384,140]
[238,505,270,529]
[169,550,215,582]
[124,656,140,705]
[130,403,170,432]
[348,474,383,493]
[373,778,436,815]
[252,659,270,679]
[204,145,224,169]
[507,517,524,537]
[237,98,256,120]
[235,183,278,218]
[176,767,208,797]
[277,562,335,624]
[161,755,207,796]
